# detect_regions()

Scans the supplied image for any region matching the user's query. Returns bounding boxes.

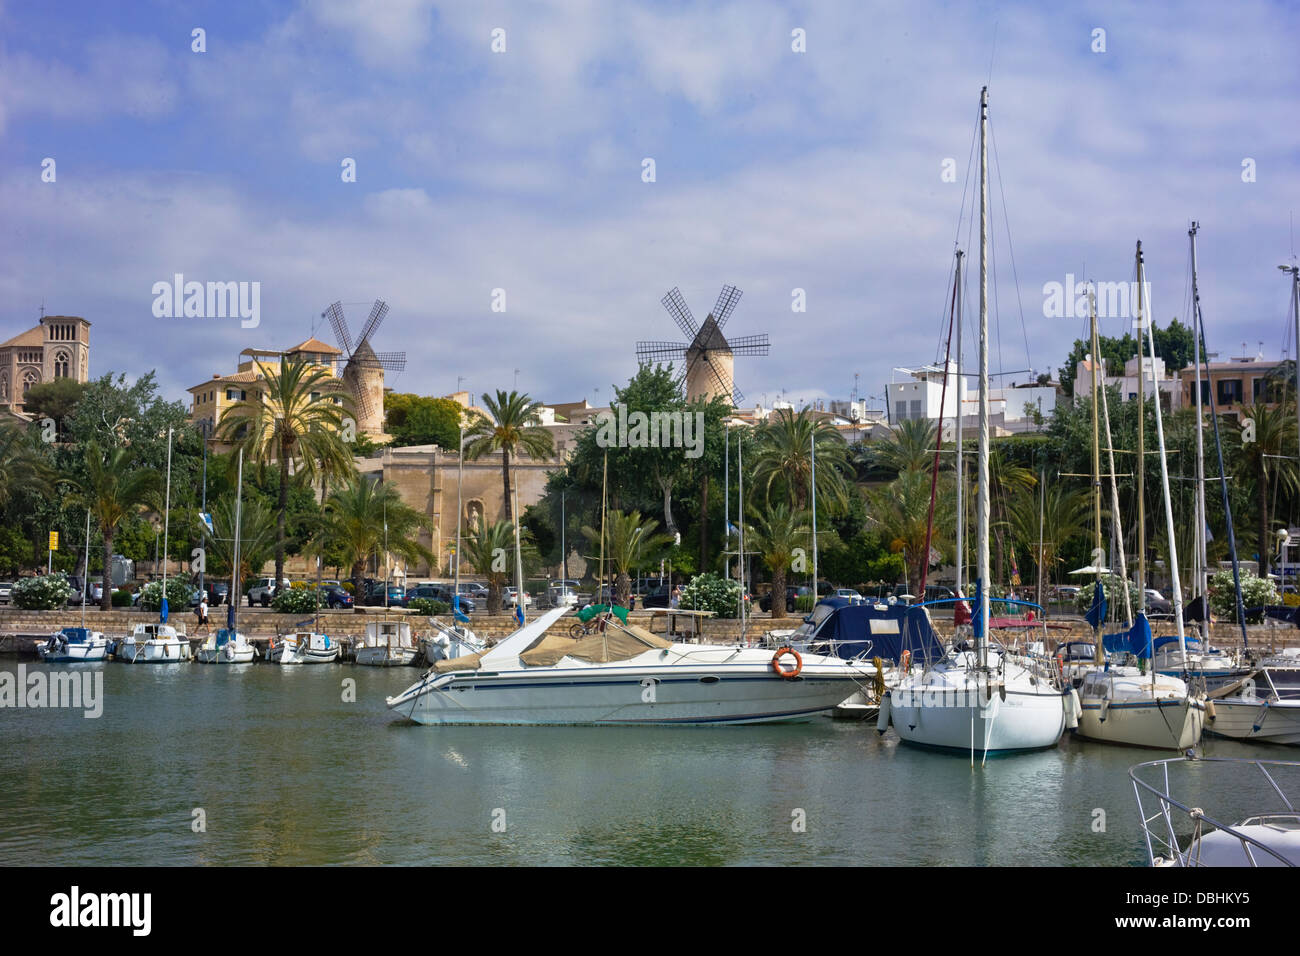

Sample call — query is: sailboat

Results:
[116,428,192,663]
[1200,227,1300,743]
[1070,262,1204,750]
[196,449,255,664]
[882,88,1070,759]
[355,619,419,666]
[38,510,109,662]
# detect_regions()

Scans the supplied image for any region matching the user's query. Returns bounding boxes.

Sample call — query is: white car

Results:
[833,588,865,604]
[504,587,533,608]
[0,581,12,605]
[546,585,579,608]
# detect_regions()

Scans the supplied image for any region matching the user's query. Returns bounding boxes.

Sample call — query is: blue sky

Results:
[2,0,1298,412]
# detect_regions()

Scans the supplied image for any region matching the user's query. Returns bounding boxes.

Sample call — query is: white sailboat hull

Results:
[268,633,339,665]
[116,638,191,663]
[36,636,109,662]
[195,644,256,664]
[1206,697,1300,744]
[888,685,1068,754]
[355,645,418,667]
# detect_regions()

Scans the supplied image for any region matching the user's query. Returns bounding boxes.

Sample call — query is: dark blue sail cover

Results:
[1085,582,1108,629]
[806,602,945,664]
[1103,613,1153,658]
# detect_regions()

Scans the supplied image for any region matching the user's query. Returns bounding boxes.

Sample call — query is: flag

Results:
[1009,547,1021,587]
[200,512,214,535]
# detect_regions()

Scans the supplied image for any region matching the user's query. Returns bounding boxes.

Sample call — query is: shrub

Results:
[138,578,193,612]
[112,589,134,607]
[1072,575,1141,620]
[12,573,72,610]
[1209,569,1278,623]
[794,594,816,613]
[408,598,451,617]
[679,572,742,619]
[272,586,319,614]
[340,581,355,594]
[290,580,314,590]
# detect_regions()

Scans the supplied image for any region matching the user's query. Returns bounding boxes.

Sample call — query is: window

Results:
[910,399,922,419]
[54,351,69,378]
[895,401,907,422]
[1217,378,1243,406]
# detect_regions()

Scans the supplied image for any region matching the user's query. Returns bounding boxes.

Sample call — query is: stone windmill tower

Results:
[322,300,406,437]
[635,285,769,405]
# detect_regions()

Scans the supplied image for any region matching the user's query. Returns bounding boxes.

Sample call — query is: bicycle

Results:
[569,611,613,639]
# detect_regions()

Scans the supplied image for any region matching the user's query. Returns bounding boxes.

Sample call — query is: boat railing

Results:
[1129,756,1300,867]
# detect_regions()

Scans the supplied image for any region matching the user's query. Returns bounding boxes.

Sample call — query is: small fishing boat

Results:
[115,622,191,663]
[268,631,339,665]
[1131,756,1300,866]
[355,620,419,667]
[37,627,109,663]
[195,627,256,664]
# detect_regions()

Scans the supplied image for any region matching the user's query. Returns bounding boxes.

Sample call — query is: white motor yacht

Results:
[387,606,873,726]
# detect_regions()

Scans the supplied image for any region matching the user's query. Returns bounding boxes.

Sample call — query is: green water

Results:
[1,662,1292,866]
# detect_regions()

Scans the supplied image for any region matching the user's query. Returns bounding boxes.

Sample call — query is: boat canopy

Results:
[1103,615,1154,658]
[519,623,670,667]
[59,627,92,643]
[808,603,945,664]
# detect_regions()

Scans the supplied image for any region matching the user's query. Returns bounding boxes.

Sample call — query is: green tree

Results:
[1227,399,1297,578]
[750,407,851,512]
[65,441,163,610]
[459,516,517,614]
[384,393,463,449]
[0,422,54,508]
[312,477,432,592]
[217,358,357,586]
[464,390,554,523]
[581,509,674,607]
[201,496,276,588]
[21,379,87,432]
[866,470,953,597]
[861,417,942,479]
[745,503,811,620]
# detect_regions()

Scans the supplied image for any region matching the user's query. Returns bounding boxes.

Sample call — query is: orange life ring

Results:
[771,647,802,679]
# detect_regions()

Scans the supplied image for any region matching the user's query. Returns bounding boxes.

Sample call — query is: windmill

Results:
[635,285,769,406]
[321,299,406,436]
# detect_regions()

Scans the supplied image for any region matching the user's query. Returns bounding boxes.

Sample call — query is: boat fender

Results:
[1098,696,1109,723]
[1204,699,1216,721]
[999,681,1006,702]
[877,691,892,734]
[771,647,802,679]
[1065,689,1080,729]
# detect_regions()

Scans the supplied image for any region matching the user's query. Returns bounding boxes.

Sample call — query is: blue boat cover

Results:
[1102,613,1153,658]
[1085,582,1108,629]
[59,627,90,643]
[808,602,945,664]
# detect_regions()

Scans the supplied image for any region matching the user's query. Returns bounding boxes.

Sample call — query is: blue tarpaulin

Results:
[807,602,946,664]
[1085,582,1108,629]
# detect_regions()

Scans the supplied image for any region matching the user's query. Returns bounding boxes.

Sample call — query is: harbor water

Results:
[1,661,1290,866]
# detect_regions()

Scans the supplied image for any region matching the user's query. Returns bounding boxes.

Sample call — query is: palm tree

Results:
[463,390,555,523]
[863,417,942,478]
[1229,399,1297,577]
[1003,480,1089,601]
[313,477,432,593]
[745,503,812,620]
[866,470,953,597]
[985,446,1036,585]
[66,441,163,610]
[201,496,276,586]
[216,358,357,586]
[0,421,53,507]
[459,516,518,614]
[750,407,850,511]
[581,510,674,607]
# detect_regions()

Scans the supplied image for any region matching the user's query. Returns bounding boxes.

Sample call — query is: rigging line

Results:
[940,100,984,358]
[987,116,1033,376]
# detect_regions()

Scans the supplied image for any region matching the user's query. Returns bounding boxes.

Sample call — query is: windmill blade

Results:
[727,333,771,356]
[356,299,389,347]
[705,355,740,406]
[636,341,688,364]
[324,301,353,356]
[660,287,699,340]
[370,352,406,372]
[712,285,743,331]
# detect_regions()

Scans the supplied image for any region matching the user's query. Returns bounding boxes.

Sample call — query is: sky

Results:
[2,0,1298,414]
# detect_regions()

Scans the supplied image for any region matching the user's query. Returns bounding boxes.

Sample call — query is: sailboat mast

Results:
[1140,246,1188,658]
[162,426,173,590]
[1135,243,1146,613]
[810,431,818,599]
[1100,379,1133,624]
[955,249,965,596]
[1089,281,1104,659]
[1190,222,1209,642]
[977,86,990,660]
[81,509,90,630]
[232,448,243,633]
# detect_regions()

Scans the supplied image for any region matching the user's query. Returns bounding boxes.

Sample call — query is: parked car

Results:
[247,577,290,607]
[1145,588,1173,617]
[833,588,865,604]
[760,585,813,613]
[546,584,580,608]
[200,581,229,606]
[457,582,490,600]
[361,582,407,607]
[0,581,12,605]
[319,585,354,609]
[1055,585,1081,602]
[406,584,475,613]
[66,576,103,605]
[642,586,672,609]
[504,586,533,608]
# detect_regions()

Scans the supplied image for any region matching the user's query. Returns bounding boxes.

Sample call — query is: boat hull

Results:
[1077,697,1205,749]
[115,639,191,663]
[36,640,108,663]
[355,646,418,667]
[888,686,1069,755]
[392,666,863,726]
[195,645,256,664]
[1205,697,1300,744]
